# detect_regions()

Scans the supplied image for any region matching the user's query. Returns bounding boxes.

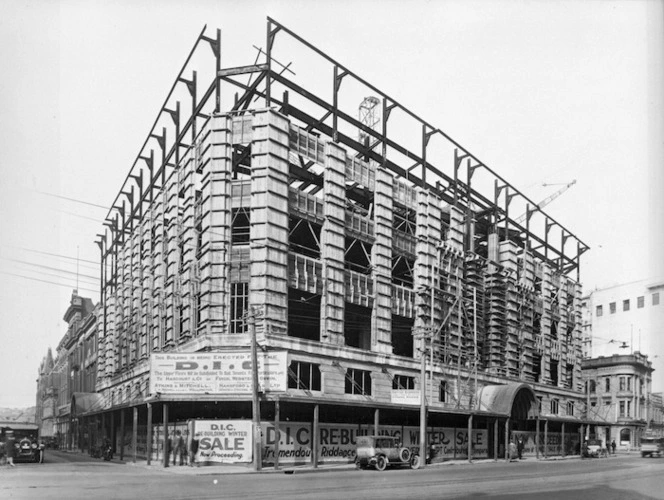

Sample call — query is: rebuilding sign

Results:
[149,351,287,395]
[194,420,253,463]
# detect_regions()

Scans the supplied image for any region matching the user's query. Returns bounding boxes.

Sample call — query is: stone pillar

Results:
[250,109,290,334]
[321,142,347,345]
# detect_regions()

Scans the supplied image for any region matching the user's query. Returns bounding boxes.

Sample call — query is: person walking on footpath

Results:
[516,436,524,460]
[173,430,185,466]
[611,439,616,455]
[5,430,16,467]
[189,433,200,467]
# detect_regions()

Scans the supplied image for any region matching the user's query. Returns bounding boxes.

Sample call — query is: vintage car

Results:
[355,435,420,471]
[641,437,664,458]
[1,424,44,463]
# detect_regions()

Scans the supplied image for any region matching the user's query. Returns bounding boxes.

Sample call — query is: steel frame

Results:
[99,17,589,302]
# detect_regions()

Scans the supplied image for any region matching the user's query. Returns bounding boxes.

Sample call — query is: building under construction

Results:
[86,18,593,466]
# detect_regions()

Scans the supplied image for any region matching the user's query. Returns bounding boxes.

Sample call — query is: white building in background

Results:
[581,279,664,391]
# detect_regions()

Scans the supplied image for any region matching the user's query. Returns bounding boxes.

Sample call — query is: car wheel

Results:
[410,454,421,470]
[375,455,387,471]
[399,448,411,463]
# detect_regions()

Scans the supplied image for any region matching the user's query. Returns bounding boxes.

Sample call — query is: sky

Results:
[0,0,662,408]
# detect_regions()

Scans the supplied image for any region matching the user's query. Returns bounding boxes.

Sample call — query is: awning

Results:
[71,392,108,417]
[476,382,539,419]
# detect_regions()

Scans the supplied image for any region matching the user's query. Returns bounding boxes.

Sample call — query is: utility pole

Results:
[248,307,262,472]
[419,332,427,466]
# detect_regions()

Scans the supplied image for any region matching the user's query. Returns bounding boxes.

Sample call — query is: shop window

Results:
[609,302,616,314]
[288,361,321,391]
[596,305,603,317]
[345,368,372,396]
[623,299,630,312]
[392,374,415,390]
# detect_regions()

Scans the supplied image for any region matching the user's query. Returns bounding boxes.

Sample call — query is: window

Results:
[550,399,559,415]
[288,361,321,391]
[345,368,372,396]
[637,296,645,308]
[589,379,596,393]
[627,400,631,417]
[605,377,611,392]
[619,401,625,417]
[567,401,574,416]
[596,305,603,317]
[439,381,447,403]
[609,302,616,314]
[392,374,415,390]
[653,293,660,306]
[620,428,631,442]
[619,377,626,391]
[550,359,559,386]
[623,299,630,312]
[537,396,543,413]
[230,282,248,334]
[627,377,631,391]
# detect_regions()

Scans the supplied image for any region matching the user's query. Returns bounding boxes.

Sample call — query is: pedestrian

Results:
[173,430,185,466]
[189,433,200,467]
[5,430,16,467]
[611,439,616,455]
[509,439,518,462]
[516,436,524,460]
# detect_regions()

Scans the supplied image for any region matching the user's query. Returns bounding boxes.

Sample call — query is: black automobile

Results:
[1,424,44,463]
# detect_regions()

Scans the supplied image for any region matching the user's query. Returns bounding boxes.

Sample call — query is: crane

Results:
[515,179,576,224]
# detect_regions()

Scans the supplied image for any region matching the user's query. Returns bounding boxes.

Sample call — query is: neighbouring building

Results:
[35,348,56,438]
[36,290,98,450]
[81,18,595,468]
[581,353,661,448]
[581,278,664,391]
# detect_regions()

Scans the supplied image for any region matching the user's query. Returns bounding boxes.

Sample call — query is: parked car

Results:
[641,437,664,458]
[583,439,602,458]
[355,435,420,471]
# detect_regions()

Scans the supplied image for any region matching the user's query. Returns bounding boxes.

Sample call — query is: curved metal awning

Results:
[476,382,539,419]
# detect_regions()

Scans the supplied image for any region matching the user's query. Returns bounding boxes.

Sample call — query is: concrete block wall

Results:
[372,165,393,354]
[250,109,290,335]
[201,114,232,334]
[321,141,347,346]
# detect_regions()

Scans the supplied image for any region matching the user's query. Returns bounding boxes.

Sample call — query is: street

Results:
[2,452,664,500]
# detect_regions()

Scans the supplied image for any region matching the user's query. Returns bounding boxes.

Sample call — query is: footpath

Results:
[55,448,633,476]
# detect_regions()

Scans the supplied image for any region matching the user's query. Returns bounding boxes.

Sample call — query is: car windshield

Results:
[376,438,396,448]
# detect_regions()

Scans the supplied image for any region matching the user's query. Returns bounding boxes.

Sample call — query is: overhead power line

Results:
[0,271,98,294]
[35,190,109,210]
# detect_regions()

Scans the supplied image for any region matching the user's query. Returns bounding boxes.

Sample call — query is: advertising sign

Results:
[391,389,421,405]
[149,351,287,395]
[513,430,580,457]
[259,422,488,465]
[194,420,253,464]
